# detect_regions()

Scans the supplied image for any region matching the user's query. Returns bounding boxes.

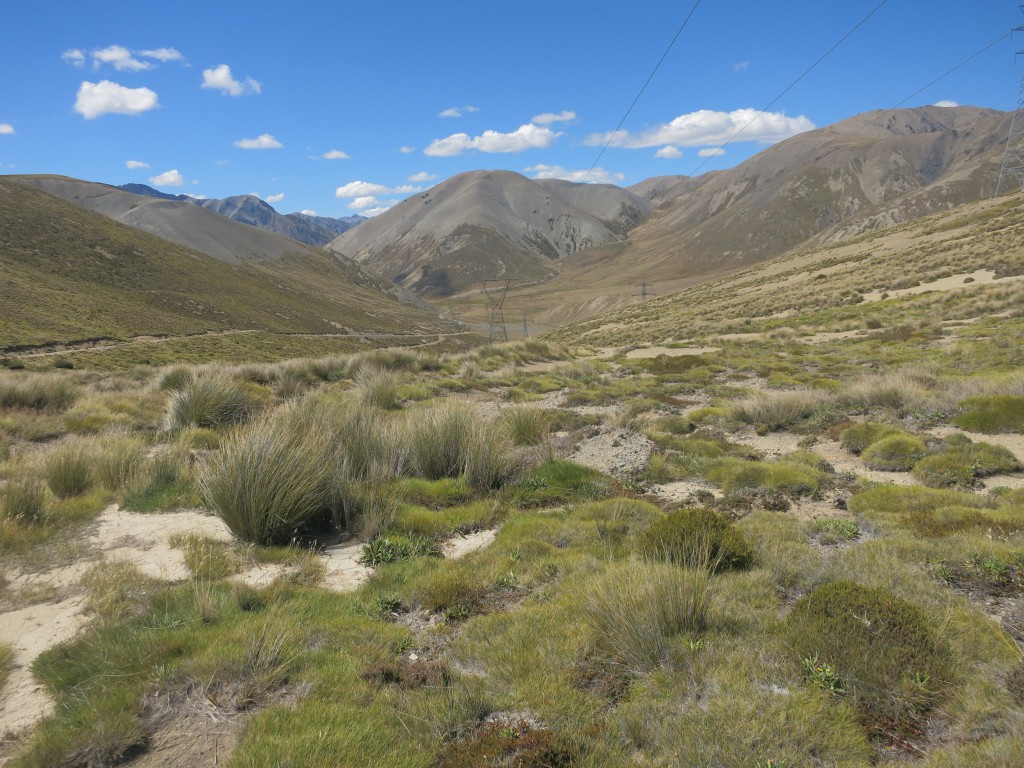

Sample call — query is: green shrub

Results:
[43,441,93,498]
[200,410,335,544]
[911,439,1019,488]
[704,457,828,497]
[860,434,926,471]
[586,559,712,674]
[839,422,903,455]
[902,505,1024,538]
[638,507,753,571]
[787,580,950,727]
[1,477,48,524]
[165,374,258,429]
[954,395,1024,433]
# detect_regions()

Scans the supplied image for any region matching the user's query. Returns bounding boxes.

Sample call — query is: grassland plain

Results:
[1,195,1024,766]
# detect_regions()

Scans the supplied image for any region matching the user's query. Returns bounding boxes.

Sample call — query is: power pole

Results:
[996,6,1024,196]
[522,311,529,340]
[635,275,655,302]
[483,279,512,343]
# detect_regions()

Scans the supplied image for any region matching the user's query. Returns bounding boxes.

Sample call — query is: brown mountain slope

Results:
[326,170,652,297]
[0,178,448,351]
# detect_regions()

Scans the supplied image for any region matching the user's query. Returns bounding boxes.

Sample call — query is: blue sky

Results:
[1,1,1020,218]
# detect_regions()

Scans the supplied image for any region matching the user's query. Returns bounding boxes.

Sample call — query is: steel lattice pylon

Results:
[996,6,1024,197]
[483,279,512,344]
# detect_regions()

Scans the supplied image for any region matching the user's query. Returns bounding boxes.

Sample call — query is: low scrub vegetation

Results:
[638,507,752,571]
[165,373,259,429]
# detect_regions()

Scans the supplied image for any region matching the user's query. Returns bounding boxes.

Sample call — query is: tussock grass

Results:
[165,373,259,429]
[464,420,518,491]
[705,456,829,496]
[0,373,77,412]
[954,394,1024,433]
[839,421,904,454]
[81,559,154,622]
[200,409,335,544]
[586,558,712,675]
[0,641,13,692]
[408,402,475,479]
[838,370,933,412]
[92,436,145,491]
[353,366,401,410]
[172,533,240,580]
[639,507,752,571]
[730,389,828,431]
[42,440,93,498]
[501,406,550,446]
[1,476,48,524]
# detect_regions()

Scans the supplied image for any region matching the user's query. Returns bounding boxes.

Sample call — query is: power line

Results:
[580,0,703,184]
[686,0,890,179]
[891,30,1012,109]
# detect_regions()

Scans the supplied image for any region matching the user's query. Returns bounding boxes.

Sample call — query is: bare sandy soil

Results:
[624,346,721,359]
[862,270,1024,302]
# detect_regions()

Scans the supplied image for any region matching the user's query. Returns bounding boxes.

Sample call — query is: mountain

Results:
[118,184,364,246]
[326,170,652,297]
[0,177,449,352]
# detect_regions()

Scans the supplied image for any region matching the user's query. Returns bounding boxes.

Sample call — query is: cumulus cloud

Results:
[335,181,419,198]
[234,133,283,149]
[202,64,261,96]
[265,192,285,203]
[933,100,959,108]
[585,108,815,149]
[698,147,726,157]
[439,108,462,118]
[322,149,350,160]
[125,159,149,169]
[74,80,159,119]
[0,123,14,135]
[348,196,380,210]
[92,45,151,71]
[300,209,316,216]
[360,202,397,217]
[532,110,576,125]
[150,169,184,187]
[525,164,624,184]
[62,49,86,67]
[655,146,683,159]
[139,48,184,63]
[425,123,562,157]
[408,171,437,183]
[733,60,750,73]
[399,146,415,154]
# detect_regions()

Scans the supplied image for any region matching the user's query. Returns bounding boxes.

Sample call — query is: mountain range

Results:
[119,184,365,247]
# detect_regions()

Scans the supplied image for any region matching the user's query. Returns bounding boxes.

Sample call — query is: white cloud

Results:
[532,110,576,125]
[399,146,415,154]
[214,159,230,166]
[322,149,350,160]
[233,133,283,149]
[425,123,562,157]
[150,169,184,187]
[655,145,683,159]
[525,164,624,184]
[464,105,479,113]
[202,64,261,96]
[336,181,390,198]
[698,147,726,157]
[933,100,959,108]
[0,123,14,135]
[139,48,184,63]
[92,45,150,71]
[300,210,316,216]
[585,108,815,149]
[264,193,285,203]
[335,182,418,199]
[439,108,462,118]
[62,49,86,67]
[360,202,397,218]
[74,80,159,119]
[348,196,379,210]
[125,159,149,169]
[733,60,750,73]
[408,171,437,183]
[185,193,207,199]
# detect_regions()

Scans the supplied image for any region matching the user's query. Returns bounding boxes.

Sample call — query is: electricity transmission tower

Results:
[996,6,1024,196]
[483,279,512,343]
[522,311,529,340]
[635,275,655,301]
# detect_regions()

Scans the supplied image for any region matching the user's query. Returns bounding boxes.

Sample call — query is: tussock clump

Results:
[1,477,48,524]
[954,394,1024,434]
[43,440,93,498]
[501,407,550,446]
[586,559,712,674]
[911,439,1019,488]
[408,402,475,479]
[464,421,518,491]
[200,409,335,544]
[92,436,146,491]
[729,389,828,432]
[638,507,752,572]
[860,434,926,471]
[787,580,951,729]
[156,366,194,392]
[165,373,259,430]
[353,366,401,410]
[838,370,932,413]
[704,456,829,497]
[0,374,77,412]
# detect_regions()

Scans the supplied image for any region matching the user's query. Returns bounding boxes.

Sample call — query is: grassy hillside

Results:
[0,179,454,361]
